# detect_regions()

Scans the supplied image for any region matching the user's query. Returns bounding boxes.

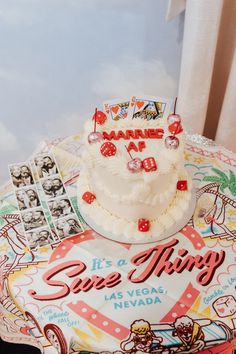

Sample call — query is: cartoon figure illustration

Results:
[203,202,235,238]
[120,320,163,354]
[1,316,32,337]
[196,179,236,240]
[0,254,9,296]
[213,295,236,330]
[0,214,34,276]
[172,316,206,353]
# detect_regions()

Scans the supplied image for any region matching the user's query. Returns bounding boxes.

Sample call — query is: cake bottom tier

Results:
[77,171,195,243]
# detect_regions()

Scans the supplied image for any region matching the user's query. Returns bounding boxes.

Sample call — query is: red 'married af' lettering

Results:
[103,129,164,141]
[128,239,225,286]
[116,131,127,140]
[148,128,164,139]
[134,129,146,139]
[103,131,116,140]
[126,130,136,139]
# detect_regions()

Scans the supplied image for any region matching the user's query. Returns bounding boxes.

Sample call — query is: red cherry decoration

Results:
[82,191,96,204]
[168,121,183,135]
[177,180,188,191]
[142,157,157,172]
[138,218,150,232]
[127,158,142,173]
[100,142,117,157]
[165,135,179,150]
[93,110,107,125]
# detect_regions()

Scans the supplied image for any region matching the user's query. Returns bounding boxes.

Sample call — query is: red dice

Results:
[82,191,96,204]
[142,157,157,172]
[138,219,150,232]
[177,180,188,191]
[93,110,107,125]
[100,142,117,157]
[168,121,183,135]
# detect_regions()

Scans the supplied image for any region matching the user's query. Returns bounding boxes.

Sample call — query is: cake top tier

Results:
[83,113,185,181]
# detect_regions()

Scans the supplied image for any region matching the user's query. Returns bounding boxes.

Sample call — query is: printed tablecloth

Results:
[0,134,235,354]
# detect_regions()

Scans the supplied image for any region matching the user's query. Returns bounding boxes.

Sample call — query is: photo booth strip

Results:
[25,226,54,251]
[48,195,74,220]
[34,154,58,178]
[8,161,57,251]
[21,206,47,231]
[31,154,83,241]
[32,152,84,240]
[9,163,35,189]
[15,185,40,210]
[41,174,66,200]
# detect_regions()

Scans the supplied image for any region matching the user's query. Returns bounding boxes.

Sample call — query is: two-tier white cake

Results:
[77,102,195,243]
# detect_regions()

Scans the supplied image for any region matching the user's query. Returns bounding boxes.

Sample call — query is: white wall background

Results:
[0,0,184,184]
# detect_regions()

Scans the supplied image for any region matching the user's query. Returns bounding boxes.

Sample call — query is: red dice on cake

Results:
[213,295,236,317]
[138,219,150,232]
[142,157,157,172]
[100,142,117,157]
[93,110,107,125]
[82,191,96,204]
[177,180,188,191]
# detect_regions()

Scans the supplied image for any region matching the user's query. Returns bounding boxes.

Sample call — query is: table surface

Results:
[0,134,235,354]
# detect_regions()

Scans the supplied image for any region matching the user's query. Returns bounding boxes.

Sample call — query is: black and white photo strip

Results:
[55,214,83,240]
[34,154,58,178]
[33,153,84,240]
[16,186,40,210]
[9,163,34,188]
[21,207,47,231]
[48,196,74,220]
[26,226,55,251]
[41,175,66,200]
[9,162,57,251]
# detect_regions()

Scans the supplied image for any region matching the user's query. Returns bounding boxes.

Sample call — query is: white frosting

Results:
[91,165,178,206]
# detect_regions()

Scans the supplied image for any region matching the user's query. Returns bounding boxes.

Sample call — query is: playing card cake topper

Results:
[104,98,130,121]
[104,96,172,122]
[128,95,172,121]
